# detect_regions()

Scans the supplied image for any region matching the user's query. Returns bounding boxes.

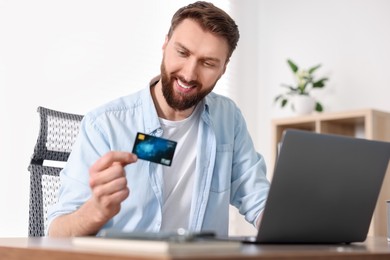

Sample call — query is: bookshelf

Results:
[271,109,390,237]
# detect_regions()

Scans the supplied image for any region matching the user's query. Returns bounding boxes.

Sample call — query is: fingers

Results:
[90,151,137,173]
[92,172,128,198]
[88,175,130,222]
[95,185,130,210]
[92,183,130,218]
[89,163,124,188]
[89,152,136,188]
[87,151,136,222]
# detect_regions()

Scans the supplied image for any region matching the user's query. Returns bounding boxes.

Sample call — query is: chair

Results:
[27,106,83,236]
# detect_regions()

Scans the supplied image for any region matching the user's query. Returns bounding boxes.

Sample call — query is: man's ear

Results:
[162,35,169,50]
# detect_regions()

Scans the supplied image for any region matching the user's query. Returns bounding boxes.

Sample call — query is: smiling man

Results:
[47,1,270,237]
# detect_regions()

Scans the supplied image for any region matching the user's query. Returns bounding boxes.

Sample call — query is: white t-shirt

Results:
[159,104,201,232]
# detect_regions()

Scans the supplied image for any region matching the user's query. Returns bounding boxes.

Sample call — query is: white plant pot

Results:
[292,95,316,115]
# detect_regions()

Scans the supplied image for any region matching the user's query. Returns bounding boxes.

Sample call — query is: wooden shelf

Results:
[271,108,390,237]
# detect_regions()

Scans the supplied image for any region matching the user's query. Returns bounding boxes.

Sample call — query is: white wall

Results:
[255,0,390,161]
[1,0,390,237]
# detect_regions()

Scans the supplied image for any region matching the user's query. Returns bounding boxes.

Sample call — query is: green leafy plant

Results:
[274,59,328,112]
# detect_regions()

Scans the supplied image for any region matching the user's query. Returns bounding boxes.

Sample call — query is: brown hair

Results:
[167,1,240,60]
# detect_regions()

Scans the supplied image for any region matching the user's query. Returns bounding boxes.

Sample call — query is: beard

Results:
[160,60,218,111]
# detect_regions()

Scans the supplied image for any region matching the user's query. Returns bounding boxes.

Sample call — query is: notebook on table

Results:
[72,229,240,253]
[240,129,390,244]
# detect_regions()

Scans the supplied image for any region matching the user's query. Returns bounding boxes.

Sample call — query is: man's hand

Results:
[48,151,137,237]
[88,151,137,224]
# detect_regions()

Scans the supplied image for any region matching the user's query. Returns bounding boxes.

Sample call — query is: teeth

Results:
[178,79,192,89]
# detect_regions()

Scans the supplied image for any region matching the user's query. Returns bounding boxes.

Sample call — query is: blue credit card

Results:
[132,132,177,166]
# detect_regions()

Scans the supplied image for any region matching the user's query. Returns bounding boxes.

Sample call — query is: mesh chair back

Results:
[28,106,83,236]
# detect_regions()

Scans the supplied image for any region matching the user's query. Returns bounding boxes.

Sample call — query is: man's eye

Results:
[177,50,187,56]
[204,61,215,68]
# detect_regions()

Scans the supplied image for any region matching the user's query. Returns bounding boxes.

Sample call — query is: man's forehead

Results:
[169,19,229,61]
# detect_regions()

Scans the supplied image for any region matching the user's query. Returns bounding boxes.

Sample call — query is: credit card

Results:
[132,132,177,166]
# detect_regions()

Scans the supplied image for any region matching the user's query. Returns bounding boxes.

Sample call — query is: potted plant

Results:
[274,59,329,114]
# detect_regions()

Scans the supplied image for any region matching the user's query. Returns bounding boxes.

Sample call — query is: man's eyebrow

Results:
[174,42,222,63]
[174,42,189,51]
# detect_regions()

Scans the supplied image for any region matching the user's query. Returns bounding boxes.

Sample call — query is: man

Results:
[47,1,270,237]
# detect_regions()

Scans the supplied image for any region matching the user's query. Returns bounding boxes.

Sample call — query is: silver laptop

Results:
[253,129,390,244]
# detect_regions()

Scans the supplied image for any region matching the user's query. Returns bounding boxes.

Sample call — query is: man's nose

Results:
[181,59,198,82]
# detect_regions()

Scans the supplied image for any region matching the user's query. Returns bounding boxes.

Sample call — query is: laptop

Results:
[249,129,390,244]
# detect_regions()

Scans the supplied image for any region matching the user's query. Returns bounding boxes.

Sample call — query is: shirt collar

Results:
[140,77,161,136]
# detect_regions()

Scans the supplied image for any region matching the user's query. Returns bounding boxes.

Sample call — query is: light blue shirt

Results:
[47,83,270,236]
